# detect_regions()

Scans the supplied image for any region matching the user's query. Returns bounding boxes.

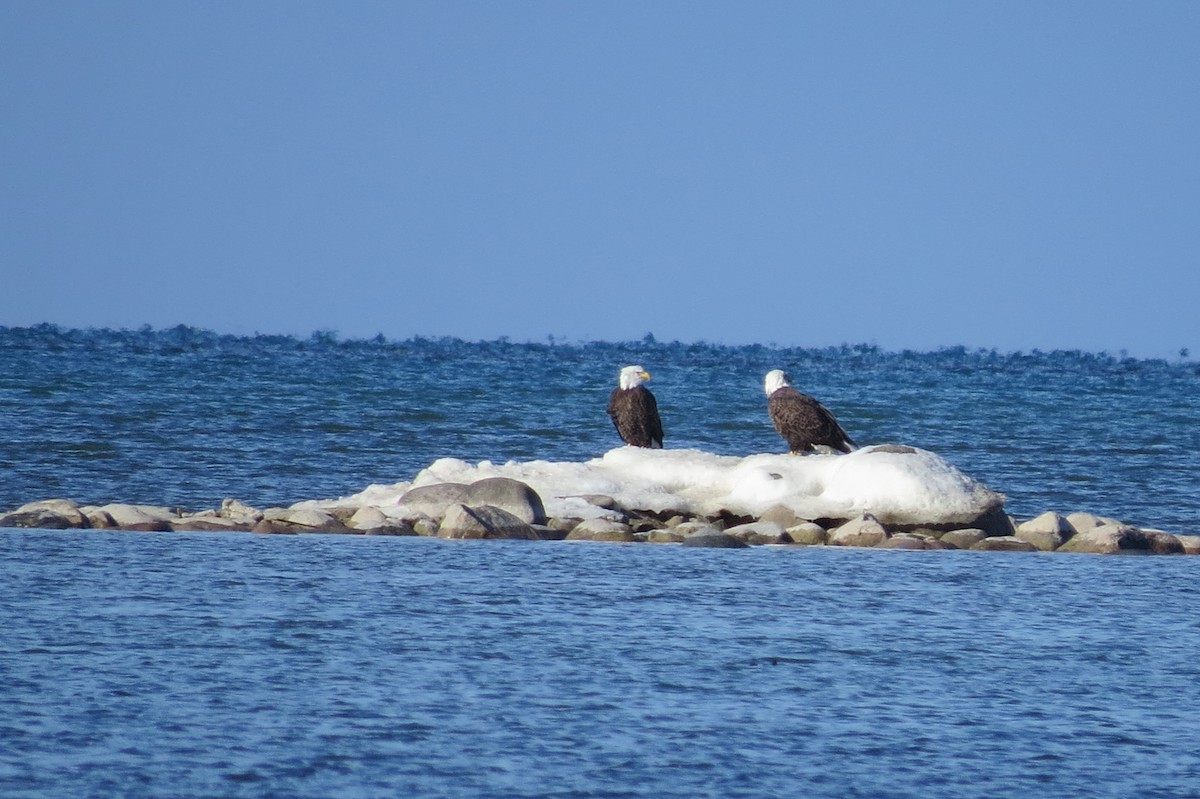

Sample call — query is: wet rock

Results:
[348,507,417,535]
[969,506,1016,538]
[437,505,540,540]
[1015,512,1073,551]
[0,499,91,529]
[1065,511,1120,533]
[544,517,582,537]
[828,514,889,548]
[171,514,254,532]
[680,528,749,548]
[363,521,418,536]
[531,524,567,541]
[251,518,298,535]
[263,507,350,534]
[349,506,388,530]
[566,518,637,542]
[971,536,1039,552]
[940,528,988,550]
[465,477,547,525]
[880,533,934,550]
[712,509,755,528]
[1,505,78,530]
[98,503,177,532]
[397,483,472,519]
[785,522,828,546]
[412,515,440,536]
[1144,530,1185,555]
[1175,535,1200,555]
[0,509,71,529]
[395,478,547,527]
[725,520,789,545]
[84,507,117,528]
[647,529,686,543]
[1058,523,1153,555]
[674,521,718,536]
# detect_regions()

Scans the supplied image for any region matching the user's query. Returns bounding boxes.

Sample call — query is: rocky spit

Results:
[2,477,1196,556]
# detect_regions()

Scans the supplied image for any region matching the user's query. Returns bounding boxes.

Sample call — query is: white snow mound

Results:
[322,444,1003,526]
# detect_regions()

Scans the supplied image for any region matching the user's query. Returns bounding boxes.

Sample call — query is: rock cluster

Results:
[2,483,1195,556]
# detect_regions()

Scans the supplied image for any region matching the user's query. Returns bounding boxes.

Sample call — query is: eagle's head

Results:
[764,369,791,396]
[619,365,651,390]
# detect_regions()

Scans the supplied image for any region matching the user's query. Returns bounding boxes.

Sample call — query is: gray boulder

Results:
[785,522,828,546]
[397,478,547,526]
[466,477,547,525]
[969,506,1016,538]
[1144,530,1185,555]
[681,527,749,549]
[725,521,789,545]
[940,528,988,549]
[363,521,418,537]
[1065,511,1120,533]
[98,503,177,532]
[262,507,350,534]
[828,514,889,548]
[398,483,472,519]
[1015,512,1073,551]
[566,518,637,542]
[880,532,934,550]
[675,521,721,536]
[348,506,389,531]
[171,513,255,532]
[412,515,440,536]
[647,529,687,543]
[1175,535,1200,555]
[1058,523,1153,555]
[542,517,581,539]
[437,505,540,540]
[1,498,90,529]
[971,536,1039,552]
[349,506,417,535]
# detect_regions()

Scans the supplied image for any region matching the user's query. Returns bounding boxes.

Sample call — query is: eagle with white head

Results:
[606,365,663,448]
[764,369,855,454]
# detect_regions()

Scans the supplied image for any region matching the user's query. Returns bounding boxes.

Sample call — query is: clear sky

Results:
[2,2,1197,357]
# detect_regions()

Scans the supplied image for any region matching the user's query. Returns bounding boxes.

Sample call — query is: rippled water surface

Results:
[1,325,1198,530]
[3,326,1199,796]
[2,530,1198,798]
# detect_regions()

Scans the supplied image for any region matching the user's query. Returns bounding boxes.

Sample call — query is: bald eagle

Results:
[764,369,855,454]
[607,365,663,448]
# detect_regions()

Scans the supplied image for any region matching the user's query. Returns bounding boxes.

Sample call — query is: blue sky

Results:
[2,2,1197,357]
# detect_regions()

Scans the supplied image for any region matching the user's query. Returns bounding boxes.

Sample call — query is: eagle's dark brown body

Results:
[767,386,854,454]
[607,385,663,448]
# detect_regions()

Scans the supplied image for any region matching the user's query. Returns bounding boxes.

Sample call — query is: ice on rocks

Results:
[323,444,1003,527]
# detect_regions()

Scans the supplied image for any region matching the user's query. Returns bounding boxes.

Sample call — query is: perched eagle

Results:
[607,365,664,448]
[764,369,855,454]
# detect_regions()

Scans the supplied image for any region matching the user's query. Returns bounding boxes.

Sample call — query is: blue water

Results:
[2,530,1198,798]
[1,324,1198,531]
[3,326,1200,797]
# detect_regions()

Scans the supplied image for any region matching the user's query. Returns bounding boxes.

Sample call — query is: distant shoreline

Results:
[4,322,1196,364]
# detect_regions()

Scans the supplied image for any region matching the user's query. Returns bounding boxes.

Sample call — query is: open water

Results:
[2,324,1197,529]
[2,325,1199,798]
